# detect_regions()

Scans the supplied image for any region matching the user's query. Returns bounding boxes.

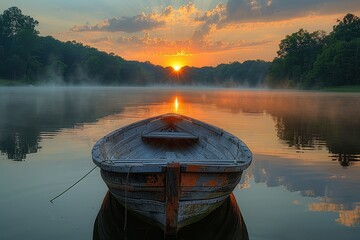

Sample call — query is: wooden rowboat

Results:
[92,113,252,235]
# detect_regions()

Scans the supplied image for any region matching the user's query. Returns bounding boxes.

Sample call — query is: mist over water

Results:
[0,86,359,240]
[2,86,358,163]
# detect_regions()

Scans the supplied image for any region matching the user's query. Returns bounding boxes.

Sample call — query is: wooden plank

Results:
[166,151,177,160]
[175,118,239,159]
[114,195,166,214]
[141,120,165,135]
[142,131,198,140]
[165,163,180,236]
[101,171,166,187]
[199,144,219,159]
[109,187,165,201]
[208,136,235,159]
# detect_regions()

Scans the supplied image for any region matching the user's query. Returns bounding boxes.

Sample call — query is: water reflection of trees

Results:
[1,89,360,166]
[208,91,360,166]
[331,154,360,167]
[270,95,360,166]
[0,88,179,161]
[0,131,40,161]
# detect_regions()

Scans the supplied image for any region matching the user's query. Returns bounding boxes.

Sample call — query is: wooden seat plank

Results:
[142,131,198,140]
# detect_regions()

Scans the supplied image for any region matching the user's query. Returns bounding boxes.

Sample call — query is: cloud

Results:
[79,30,271,60]
[178,2,200,16]
[114,33,192,56]
[71,12,166,33]
[112,32,271,56]
[71,2,201,33]
[224,0,360,23]
[162,50,193,57]
[192,3,227,43]
[88,36,113,43]
[191,0,360,43]
[64,0,360,66]
[193,0,360,32]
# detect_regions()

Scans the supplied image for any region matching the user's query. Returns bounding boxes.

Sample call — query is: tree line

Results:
[1,7,359,88]
[0,7,269,86]
[268,13,360,88]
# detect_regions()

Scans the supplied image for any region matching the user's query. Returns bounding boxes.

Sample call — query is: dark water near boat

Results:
[0,87,359,240]
[94,192,247,240]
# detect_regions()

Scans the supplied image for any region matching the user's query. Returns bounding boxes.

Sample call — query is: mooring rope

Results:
[50,165,98,204]
[123,166,132,232]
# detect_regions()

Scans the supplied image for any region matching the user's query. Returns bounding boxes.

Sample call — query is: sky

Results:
[1,0,360,67]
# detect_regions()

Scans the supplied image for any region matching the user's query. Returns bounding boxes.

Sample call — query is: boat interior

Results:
[103,114,242,162]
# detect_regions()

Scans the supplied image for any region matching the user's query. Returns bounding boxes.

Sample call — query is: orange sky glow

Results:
[2,1,360,67]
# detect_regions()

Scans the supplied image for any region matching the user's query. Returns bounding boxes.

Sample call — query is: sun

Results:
[173,65,181,72]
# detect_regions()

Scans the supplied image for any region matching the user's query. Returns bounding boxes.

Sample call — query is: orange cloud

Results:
[224,0,360,24]
[71,2,201,33]
[71,12,166,33]
[59,1,360,67]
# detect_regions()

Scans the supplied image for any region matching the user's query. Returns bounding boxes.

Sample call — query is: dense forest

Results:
[1,7,359,88]
[268,13,360,89]
[0,7,269,87]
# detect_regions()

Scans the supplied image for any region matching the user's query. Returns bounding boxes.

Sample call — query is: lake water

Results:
[0,87,359,240]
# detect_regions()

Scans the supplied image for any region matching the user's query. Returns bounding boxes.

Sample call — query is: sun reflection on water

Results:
[174,96,179,112]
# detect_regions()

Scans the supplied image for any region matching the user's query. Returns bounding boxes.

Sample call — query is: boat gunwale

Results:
[94,160,251,173]
[92,113,252,173]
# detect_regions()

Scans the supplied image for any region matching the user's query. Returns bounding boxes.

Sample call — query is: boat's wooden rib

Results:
[92,113,252,236]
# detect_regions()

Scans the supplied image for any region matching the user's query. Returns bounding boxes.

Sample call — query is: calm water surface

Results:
[0,87,359,240]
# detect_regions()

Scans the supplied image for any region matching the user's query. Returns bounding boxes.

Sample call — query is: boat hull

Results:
[92,113,252,235]
[100,165,243,232]
[93,191,249,240]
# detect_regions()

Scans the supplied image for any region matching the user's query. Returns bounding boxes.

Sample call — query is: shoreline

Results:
[1,79,360,92]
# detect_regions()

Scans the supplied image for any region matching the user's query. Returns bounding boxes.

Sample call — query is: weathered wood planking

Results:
[165,163,180,236]
[102,113,243,161]
[92,113,252,235]
[142,131,198,140]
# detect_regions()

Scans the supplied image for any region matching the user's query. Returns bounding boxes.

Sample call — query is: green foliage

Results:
[268,29,326,88]
[269,13,360,89]
[331,13,360,42]
[310,14,360,87]
[310,39,360,87]
[0,7,39,37]
[0,6,270,86]
[178,60,270,87]
[2,8,360,89]
[321,85,360,92]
